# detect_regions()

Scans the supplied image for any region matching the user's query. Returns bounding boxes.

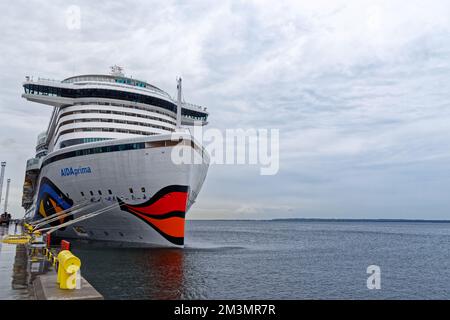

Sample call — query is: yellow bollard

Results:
[57,250,81,289]
[23,223,33,233]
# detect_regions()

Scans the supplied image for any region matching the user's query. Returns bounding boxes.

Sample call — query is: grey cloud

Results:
[1,1,450,219]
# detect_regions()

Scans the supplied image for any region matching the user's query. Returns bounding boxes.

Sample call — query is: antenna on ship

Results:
[0,162,5,208]
[110,65,124,77]
[176,77,182,128]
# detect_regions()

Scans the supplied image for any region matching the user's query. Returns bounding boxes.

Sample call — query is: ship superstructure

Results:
[21,67,209,246]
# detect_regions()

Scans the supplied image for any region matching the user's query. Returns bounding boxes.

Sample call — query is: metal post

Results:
[4,178,10,214]
[176,78,182,128]
[0,162,5,207]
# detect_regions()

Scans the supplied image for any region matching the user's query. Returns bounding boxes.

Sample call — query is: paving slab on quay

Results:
[33,273,103,300]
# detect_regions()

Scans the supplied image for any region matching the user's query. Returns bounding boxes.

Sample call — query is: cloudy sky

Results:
[1,0,450,220]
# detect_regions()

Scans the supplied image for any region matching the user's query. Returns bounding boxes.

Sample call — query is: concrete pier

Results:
[33,274,103,300]
[1,223,104,300]
[0,224,34,299]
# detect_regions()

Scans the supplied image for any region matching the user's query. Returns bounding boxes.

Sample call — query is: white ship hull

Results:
[29,133,209,247]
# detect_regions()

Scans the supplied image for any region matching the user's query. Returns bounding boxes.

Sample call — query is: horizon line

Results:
[186,218,450,223]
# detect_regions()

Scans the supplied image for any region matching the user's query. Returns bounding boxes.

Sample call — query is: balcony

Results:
[182,102,208,112]
[26,158,40,171]
[36,131,47,146]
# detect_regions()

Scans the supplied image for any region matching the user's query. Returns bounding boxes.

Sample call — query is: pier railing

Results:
[182,102,208,112]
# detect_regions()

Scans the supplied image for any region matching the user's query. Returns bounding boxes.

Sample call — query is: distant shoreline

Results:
[271,218,450,223]
[187,218,450,223]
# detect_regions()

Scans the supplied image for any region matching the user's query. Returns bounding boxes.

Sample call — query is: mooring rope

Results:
[30,199,93,226]
[32,201,99,230]
[36,201,120,234]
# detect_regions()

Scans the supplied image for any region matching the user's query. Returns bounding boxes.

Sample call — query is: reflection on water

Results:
[11,244,28,290]
[136,249,184,299]
[71,240,189,299]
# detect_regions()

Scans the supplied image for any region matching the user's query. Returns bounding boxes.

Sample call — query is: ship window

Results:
[104,231,109,236]
[25,84,179,113]
[41,142,146,168]
[89,191,94,196]
[119,232,124,237]
[108,189,112,195]
[98,190,102,195]
[60,137,112,149]
[141,187,145,193]
[129,188,134,194]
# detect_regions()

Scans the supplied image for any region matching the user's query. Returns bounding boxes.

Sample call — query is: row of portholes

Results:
[83,229,143,240]
[73,226,145,240]
[78,187,146,197]
[93,231,144,240]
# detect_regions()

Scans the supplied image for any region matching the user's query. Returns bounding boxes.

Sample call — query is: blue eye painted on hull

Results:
[35,177,74,229]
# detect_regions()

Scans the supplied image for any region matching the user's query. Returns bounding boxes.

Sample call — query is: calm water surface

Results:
[2,221,450,299]
[67,220,450,299]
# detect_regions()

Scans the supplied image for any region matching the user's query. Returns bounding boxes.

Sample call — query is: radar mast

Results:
[110,65,124,77]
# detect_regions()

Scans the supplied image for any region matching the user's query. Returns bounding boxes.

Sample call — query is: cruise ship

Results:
[21,66,209,247]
